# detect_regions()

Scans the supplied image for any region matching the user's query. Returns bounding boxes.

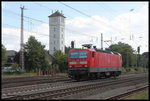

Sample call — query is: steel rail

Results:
[105,85,149,100]
[2,77,70,88]
[3,74,148,100]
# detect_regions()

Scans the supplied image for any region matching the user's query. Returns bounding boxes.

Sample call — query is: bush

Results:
[2,63,26,74]
[138,67,147,71]
[122,67,126,72]
[11,63,19,70]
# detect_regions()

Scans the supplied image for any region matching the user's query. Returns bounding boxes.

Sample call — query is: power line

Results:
[3,23,111,50]
[3,8,47,23]
[3,8,100,38]
[2,6,112,49]
[97,3,116,19]
[58,1,127,33]
[3,23,49,37]
[34,3,53,11]
[3,5,104,39]
[34,3,103,38]
[33,2,112,48]
[34,3,75,20]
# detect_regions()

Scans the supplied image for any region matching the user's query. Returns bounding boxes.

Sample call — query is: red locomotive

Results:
[68,44,122,80]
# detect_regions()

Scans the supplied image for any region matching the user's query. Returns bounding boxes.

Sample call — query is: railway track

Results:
[2,73,148,100]
[106,85,149,100]
[2,75,67,83]
[2,73,147,97]
[2,75,69,88]
[2,71,146,88]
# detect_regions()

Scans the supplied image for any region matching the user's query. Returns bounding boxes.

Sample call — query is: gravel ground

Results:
[82,82,148,99]
[57,78,148,100]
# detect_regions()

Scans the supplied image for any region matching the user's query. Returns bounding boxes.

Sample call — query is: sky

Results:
[1,1,149,54]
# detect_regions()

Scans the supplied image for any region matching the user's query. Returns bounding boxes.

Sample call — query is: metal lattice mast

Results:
[20,6,25,70]
[101,33,103,50]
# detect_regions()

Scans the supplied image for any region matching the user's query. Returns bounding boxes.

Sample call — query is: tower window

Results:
[61,17,64,23]
[54,28,56,32]
[54,47,56,51]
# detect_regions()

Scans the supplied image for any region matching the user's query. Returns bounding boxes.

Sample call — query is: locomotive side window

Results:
[92,52,95,58]
[120,55,122,62]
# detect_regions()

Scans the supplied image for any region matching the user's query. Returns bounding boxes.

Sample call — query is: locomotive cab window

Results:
[70,51,88,59]
[92,52,95,58]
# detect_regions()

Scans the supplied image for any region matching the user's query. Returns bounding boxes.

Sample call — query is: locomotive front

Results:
[68,49,89,80]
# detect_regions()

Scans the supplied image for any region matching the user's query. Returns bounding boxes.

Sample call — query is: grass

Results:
[56,72,67,75]
[123,88,149,100]
[2,72,67,78]
[2,72,37,78]
[2,67,148,77]
[122,67,148,72]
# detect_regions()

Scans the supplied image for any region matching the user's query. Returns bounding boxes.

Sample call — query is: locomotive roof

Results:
[95,49,120,55]
[69,48,120,55]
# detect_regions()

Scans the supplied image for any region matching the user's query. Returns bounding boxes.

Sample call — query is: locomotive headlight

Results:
[85,65,87,67]
[69,65,72,68]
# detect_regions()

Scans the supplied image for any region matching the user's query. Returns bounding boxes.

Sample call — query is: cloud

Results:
[2,23,49,51]
[2,4,148,54]
[65,4,148,53]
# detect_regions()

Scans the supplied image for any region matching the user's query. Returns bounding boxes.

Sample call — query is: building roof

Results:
[6,50,17,56]
[48,10,66,18]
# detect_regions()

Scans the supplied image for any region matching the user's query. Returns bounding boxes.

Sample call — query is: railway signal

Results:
[137,46,140,54]
[71,41,75,49]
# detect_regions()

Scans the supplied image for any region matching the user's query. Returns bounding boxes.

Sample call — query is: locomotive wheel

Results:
[105,72,111,78]
[75,76,80,81]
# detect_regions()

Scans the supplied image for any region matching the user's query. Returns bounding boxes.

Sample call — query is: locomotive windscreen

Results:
[70,51,88,58]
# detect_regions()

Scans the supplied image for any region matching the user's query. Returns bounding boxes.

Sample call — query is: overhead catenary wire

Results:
[58,1,127,34]
[2,8,100,39]
[33,2,111,47]
[2,4,125,49]
[2,4,109,41]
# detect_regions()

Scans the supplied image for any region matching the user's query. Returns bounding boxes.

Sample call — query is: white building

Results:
[48,11,66,55]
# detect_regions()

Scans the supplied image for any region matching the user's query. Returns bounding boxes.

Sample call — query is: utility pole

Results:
[111,37,112,45]
[127,50,129,68]
[20,6,26,70]
[101,33,103,50]
[135,50,137,68]
[137,46,140,67]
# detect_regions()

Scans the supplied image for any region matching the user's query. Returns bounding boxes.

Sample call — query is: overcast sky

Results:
[2,1,148,54]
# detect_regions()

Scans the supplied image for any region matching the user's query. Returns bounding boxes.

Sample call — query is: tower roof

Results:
[48,10,66,18]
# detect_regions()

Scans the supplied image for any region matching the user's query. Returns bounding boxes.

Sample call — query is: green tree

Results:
[139,52,149,68]
[52,50,68,72]
[109,42,135,67]
[52,50,63,65]
[57,54,68,72]
[1,44,7,67]
[11,63,19,70]
[120,48,135,67]
[24,36,49,72]
[109,42,134,53]
[65,46,71,54]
